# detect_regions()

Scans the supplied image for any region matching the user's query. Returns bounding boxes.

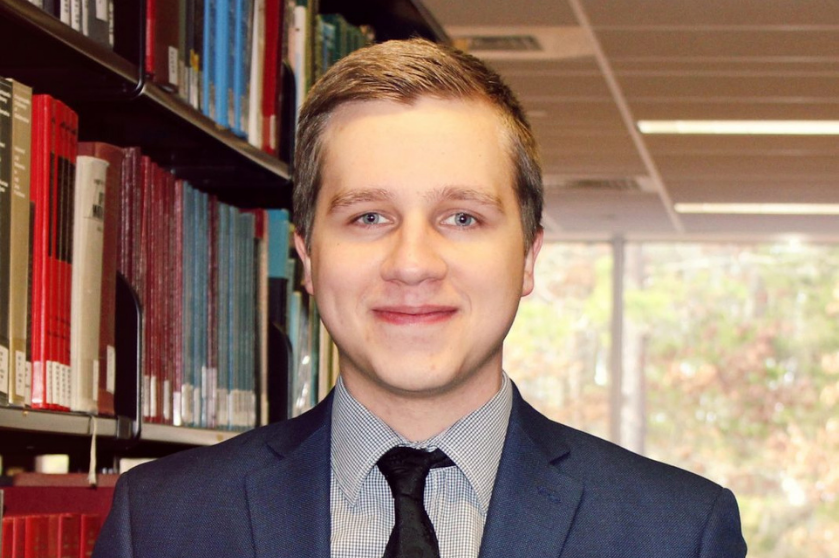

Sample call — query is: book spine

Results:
[9,79,33,408]
[0,77,13,405]
[216,202,229,427]
[172,179,185,426]
[181,183,193,425]
[248,0,264,148]
[145,0,155,76]
[191,0,204,110]
[214,0,230,128]
[29,95,48,409]
[202,0,215,120]
[69,155,108,413]
[260,0,279,154]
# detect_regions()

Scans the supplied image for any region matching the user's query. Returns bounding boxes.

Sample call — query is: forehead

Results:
[318,97,515,197]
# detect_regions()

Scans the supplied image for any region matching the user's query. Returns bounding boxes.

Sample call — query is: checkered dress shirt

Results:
[329,374,513,558]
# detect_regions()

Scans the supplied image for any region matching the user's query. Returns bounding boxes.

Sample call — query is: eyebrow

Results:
[326,188,394,213]
[428,186,505,213]
[325,185,505,213]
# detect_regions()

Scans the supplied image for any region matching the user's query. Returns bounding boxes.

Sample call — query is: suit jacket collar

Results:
[242,385,582,558]
[478,386,584,558]
[246,394,334,558]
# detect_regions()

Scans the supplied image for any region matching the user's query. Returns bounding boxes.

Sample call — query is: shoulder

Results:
[513,391,728,507]
[120,395,332,497]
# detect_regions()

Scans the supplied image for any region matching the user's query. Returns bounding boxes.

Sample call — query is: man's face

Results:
[295,97,542,405]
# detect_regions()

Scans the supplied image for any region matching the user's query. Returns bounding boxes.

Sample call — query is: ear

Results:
[293,231,315,296]
[521,228,544,297]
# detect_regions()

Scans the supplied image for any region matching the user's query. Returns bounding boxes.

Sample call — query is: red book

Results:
[4,516,25,558]
[172,179,185,426]
[56,101,79,412]
[29,95,56,410]
[261,0,283,155]
[2,517,16,558]
[51,98,67,411]
[23,515,48,558]
[57,514,81,558]
[145,0,180,93]
[162,169,176,424]
[78,514,101,558]
[78,142,125,417]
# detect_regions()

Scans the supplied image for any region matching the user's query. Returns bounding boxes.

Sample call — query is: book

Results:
[190,0,204,110]
[260,0,283,155]
[288,4,308,119]
[201,0,215,120]
[0,77,12,406]
[82,0,109,46]
[56,99,78,412]
[145,0,180,92]
[79,514,100,558]
[214,0,231,129]
[231,0,254,137]
[29,95,58,410]
[69,155,108,414]
[8,79,34,409]
[248,0,265,148]
[77,142,124,417]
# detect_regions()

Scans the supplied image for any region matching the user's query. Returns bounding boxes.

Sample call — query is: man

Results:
[93,39,746,558]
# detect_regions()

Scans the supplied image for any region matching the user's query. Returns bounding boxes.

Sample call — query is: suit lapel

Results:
[246,396,333,558]
[479,390,584,558]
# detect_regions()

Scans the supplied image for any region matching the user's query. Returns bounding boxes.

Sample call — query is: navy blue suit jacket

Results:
[93,387,747,557]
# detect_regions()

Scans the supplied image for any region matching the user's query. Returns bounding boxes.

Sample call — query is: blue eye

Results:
[449,213,476,227]
[357,213,383,225]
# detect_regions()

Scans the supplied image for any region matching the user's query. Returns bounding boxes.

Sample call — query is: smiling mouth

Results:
[372,306,458,325]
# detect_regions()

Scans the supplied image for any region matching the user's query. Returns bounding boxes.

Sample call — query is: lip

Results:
[372,305,458,325]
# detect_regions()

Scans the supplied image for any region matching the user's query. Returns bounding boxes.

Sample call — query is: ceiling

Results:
[420,0,839,241]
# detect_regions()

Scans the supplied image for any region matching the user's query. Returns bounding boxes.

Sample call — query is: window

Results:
[506,241,839,557]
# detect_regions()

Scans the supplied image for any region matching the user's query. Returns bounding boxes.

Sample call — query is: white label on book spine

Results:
[106,345,116,393]
[92,359,100,400]
[63,364,71,408]
[71,0,81,31]
[0,346,8,392]
[169,47,179,87]
[142,374,150,418]
[60,0,70,24]
[182,383,193,425]
[47,360,55,405]
[15,350,26,395]
[173,390,182,427]
[25,361,32,405]
[96,0,107,20]
[150,375,158,417]
[108,0,114,46]
[163,380,171,422]
[81,0,89,35]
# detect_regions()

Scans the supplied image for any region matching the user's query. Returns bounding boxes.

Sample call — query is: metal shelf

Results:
[0,407,117,438]
[0,407,241,446]
[140,423,241,446]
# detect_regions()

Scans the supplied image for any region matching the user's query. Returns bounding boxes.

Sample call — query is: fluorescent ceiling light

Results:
[638,120,839,135]
[675,203,839,215]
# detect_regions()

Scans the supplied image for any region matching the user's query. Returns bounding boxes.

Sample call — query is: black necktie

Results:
[377,446,454,558]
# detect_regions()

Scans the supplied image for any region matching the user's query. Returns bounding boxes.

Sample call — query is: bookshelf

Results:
[0,0,446,471]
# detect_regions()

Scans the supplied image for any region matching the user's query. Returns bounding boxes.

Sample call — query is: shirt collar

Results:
[330,374,512,514]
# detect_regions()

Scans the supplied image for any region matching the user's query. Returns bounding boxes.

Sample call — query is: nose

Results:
[380,218,447,285]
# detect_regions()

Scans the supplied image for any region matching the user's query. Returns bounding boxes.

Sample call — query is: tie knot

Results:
[377,447,453,498]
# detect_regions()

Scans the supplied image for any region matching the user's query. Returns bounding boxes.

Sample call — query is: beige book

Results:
[8,79,33,407]
[69,155,109,413]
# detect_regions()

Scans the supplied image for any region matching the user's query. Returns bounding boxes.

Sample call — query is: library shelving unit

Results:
[0,0,446,473]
